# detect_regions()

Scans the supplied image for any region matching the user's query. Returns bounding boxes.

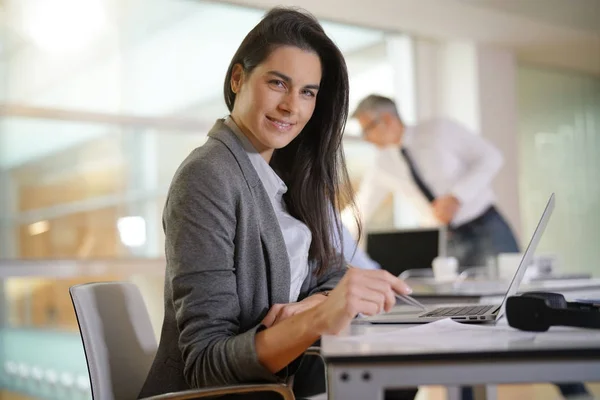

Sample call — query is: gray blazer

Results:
[139,120,345,398]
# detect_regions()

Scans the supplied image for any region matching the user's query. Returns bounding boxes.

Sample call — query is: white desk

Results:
[321,290,600,400]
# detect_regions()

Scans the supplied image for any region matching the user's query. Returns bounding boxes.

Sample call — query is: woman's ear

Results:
[230,64,245,94]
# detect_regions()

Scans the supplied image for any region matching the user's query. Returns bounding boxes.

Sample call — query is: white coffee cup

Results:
[497,253,523,281]
[432,256,459,282]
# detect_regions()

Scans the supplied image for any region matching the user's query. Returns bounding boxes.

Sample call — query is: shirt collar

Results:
[223,116,287,200]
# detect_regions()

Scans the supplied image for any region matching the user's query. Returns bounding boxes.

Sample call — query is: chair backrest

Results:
[70,281,158,400]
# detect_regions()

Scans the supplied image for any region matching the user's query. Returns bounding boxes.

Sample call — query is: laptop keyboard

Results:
[421,305,496,318]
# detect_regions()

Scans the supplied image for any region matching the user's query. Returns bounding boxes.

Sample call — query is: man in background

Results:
[345,94,519,269]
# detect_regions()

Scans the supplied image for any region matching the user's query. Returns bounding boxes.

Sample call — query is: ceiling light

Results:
[22,0,107,53]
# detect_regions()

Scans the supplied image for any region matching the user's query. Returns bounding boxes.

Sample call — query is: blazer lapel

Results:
[208,120,290,305]
[253,187,291,305]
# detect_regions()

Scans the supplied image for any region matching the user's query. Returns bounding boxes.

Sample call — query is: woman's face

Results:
[230,45,322,162]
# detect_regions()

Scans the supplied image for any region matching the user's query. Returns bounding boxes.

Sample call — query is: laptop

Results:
[367,227,447,276]
[366,193,555,324]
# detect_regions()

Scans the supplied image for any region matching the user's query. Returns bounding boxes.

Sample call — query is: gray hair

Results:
[352,94,403,123]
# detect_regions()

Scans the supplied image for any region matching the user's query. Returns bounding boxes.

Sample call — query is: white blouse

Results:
[224,117,311,303]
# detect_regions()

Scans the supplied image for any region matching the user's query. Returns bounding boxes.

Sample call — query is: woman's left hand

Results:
[261,294,327,328]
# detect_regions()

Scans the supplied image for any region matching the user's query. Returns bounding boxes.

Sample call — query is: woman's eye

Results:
[302,90,316,98]
[269,80,285,88]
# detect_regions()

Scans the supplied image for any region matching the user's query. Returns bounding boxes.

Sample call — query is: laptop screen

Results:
[366,228,444,276]
[496,193,555,318]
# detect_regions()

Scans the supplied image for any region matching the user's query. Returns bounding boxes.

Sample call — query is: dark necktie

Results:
[400,148,436,202]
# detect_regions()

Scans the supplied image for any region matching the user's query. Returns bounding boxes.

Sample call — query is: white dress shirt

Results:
[332,222,381,270]
[345,118,503,236]
[225,117,310,303]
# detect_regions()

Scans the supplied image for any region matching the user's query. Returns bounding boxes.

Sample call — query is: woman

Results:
[139,7,413,399]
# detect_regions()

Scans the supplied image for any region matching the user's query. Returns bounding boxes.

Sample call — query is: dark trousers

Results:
[448,206,520,268]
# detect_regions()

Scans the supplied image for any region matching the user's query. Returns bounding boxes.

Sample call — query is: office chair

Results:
[69,281,299,400]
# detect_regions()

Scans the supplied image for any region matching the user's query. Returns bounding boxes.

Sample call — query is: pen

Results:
[396,293,427,311]
[345,265,427,311]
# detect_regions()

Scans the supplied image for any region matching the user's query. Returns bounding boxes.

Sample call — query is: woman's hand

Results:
[314,268,412,335]
[261,293,328,328]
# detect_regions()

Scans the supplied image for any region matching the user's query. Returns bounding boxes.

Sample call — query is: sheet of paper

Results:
[338,319,536,350]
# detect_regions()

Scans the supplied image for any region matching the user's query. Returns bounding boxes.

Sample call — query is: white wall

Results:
[438,42,480,133]
[415,39,480,132]
[414,39,522,241]
[477,47,522,241]
[385,34,417,125]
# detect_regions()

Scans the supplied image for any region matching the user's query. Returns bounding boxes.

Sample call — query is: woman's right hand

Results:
[314,267,413,335]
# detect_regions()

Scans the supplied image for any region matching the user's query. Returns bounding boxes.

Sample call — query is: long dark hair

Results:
[223,7,359,276]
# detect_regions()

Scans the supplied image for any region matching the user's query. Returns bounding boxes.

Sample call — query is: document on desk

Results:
[339,319,536,350]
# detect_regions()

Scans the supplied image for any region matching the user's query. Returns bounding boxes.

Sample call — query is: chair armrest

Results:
[141,383,294,400]
[141,348,322,400]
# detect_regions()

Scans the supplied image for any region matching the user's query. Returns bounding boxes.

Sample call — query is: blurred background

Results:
[0,0,598,399]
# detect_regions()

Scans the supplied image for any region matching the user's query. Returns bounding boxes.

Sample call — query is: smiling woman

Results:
[221,7,355,279]
[138,6,414,400]
[228,46,321,159]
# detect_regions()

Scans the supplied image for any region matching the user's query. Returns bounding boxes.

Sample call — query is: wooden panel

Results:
[18,207,119,259]
[8,275,125,330]
[18,167,124,212]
